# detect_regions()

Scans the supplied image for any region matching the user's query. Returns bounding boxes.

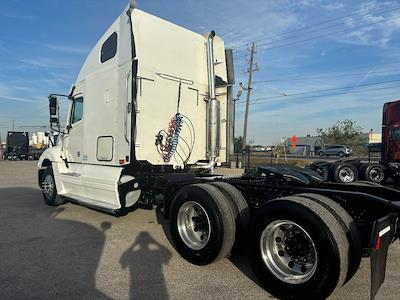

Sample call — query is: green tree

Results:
[317,119,367,154]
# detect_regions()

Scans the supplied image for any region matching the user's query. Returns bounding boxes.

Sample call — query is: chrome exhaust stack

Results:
[204,31,220,170]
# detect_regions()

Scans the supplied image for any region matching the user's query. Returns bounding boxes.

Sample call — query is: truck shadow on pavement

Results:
[0,187,172,300]
[0,187,113,299]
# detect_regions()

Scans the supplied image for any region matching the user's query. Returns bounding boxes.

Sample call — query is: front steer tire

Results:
[40,166,64,206]
[169,183,236,265]
[251,196,348,300]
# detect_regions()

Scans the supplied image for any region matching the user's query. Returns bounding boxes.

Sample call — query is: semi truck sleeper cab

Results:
[38,1,400,299]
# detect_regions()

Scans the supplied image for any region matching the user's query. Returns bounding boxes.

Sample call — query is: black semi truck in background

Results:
[3,131,29,160]
[2,131,43,160]
[309,99,400,186]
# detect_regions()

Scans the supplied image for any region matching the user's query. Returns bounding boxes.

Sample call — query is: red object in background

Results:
[291,135,297,149]
[382,100,400,162]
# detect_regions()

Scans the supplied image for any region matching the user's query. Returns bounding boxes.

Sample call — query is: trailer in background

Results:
[309,99,400,185]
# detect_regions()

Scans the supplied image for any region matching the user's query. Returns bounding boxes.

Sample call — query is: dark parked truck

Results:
[4,131,29,160]
[37,1,400,299]
[309,99,400,185]
[2,131,44,160]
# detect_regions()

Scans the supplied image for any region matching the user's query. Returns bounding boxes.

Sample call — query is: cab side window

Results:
[71,97,83,124]
[101,32,118,63]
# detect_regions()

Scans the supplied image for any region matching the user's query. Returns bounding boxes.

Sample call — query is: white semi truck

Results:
[38,1,400,299]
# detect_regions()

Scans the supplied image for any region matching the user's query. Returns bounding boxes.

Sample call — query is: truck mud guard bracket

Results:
[369,213,397,300]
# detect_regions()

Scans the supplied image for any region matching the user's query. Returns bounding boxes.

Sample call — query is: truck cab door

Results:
[63,94,84,164]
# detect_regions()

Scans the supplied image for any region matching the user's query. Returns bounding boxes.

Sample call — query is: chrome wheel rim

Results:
[260,220,318,284]
[369,167,384,182]
[177,201,211,250]
[338,167,355,183]
[42,174,54,199]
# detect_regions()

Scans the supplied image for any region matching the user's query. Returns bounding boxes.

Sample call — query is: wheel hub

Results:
[338,167,355,183]
[177,201,211,250]
[369,167,384,182]
[260,220,318,284]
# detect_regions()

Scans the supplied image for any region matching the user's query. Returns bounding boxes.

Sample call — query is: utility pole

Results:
[242,42,257,149]
[233,90,243,146]
[12,120,15,131]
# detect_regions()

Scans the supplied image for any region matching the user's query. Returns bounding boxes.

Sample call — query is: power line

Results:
[250,78,400,102]
[254,69,400,84]
[237,85,400,107]
[249,60,400,81]
[234,14,400,59]
[236,79,400,106]
[232,0,400,50]
[255,6,400,49]
[0,102,49,124]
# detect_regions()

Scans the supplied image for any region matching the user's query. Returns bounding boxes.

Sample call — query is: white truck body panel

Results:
[39,5,230,210]
[132,10,228,165]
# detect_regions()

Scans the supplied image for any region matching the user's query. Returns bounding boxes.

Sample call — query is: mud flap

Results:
[370,213,395,300]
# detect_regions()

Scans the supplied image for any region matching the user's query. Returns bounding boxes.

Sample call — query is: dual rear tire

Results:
[169,183,249,265]
[251,195,361,299]
[323,162,387,184]
[169,184,362,299]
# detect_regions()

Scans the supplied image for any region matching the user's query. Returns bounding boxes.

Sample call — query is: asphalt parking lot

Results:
[0,161,399,300]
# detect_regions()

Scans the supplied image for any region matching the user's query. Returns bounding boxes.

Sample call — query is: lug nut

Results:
[278,250,285,257]
[301,265,307,273]
[275,237,282,243]
[288,261,294,268]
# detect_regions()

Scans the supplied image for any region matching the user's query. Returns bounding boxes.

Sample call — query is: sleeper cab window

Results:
[101,32,118,63]
[72,97,83,124]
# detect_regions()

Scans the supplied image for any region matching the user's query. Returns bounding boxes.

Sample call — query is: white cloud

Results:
[0,95,39,103]
[19,57,78,70]
[190,0,301,50]
[46,44,90,55]
[1,12,36,20]
[323,3,345,11]
[331,2,400,48]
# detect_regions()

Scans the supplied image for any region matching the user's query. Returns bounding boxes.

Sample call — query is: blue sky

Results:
[0,0,399,144]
